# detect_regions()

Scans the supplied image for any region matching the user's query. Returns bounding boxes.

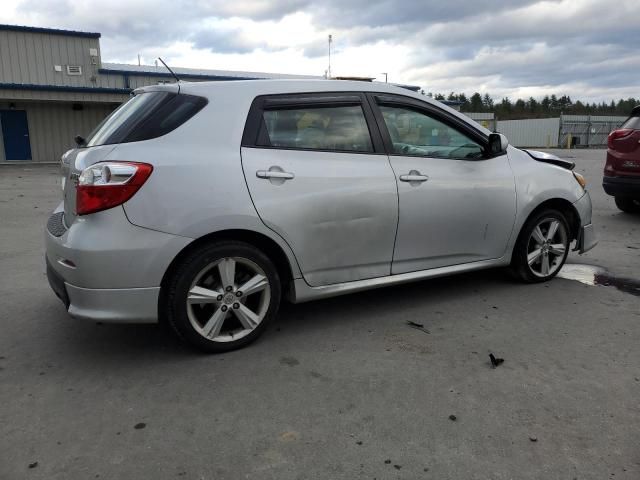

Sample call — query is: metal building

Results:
[559,114,627,148]
[462,112,497,131]
[461,112,628,148]
[496,118,560,148]
[0,24,319,163]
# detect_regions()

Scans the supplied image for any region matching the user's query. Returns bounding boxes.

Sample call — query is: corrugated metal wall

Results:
[0,30,101,87]
[559,114,627,147]
[496,118,560,148]
[462,112,497,131]
[0,101,116,162]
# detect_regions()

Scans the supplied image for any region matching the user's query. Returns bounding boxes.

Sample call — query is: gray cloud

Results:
[309,0,545,28]
[192,27,272,54]
[4,0,640,101]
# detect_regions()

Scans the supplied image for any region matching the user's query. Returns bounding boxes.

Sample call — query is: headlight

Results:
[573,172,587,190]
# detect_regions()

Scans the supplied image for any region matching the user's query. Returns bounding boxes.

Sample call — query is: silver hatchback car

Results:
[46,80,597,352]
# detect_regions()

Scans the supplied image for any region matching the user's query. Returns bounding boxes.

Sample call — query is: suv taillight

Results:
[608,129,633,149]
[76,162,153,215]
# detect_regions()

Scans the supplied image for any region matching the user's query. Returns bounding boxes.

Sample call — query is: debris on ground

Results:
[406,321,430,334]
[529,436,538,442]
[489,353,504,368]
[384,459,391,464]
[28,462,38,469]
[134,422,146,430]
[449,414,457,421]
[279,356,300,367]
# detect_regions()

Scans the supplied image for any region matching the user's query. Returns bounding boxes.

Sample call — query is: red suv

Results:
[603,105,640,213]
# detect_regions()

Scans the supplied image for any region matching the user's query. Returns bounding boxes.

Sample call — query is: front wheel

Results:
[510,209,571,283]
[614,196,640,214]
[163,241,281,353]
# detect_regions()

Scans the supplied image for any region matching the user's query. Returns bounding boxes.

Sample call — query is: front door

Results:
[241,93,398,286]
[371,98,517,274]
[0,110,32,160]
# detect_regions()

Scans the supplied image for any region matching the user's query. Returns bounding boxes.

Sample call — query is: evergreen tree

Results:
[469,92,484,111]
[454,91,638,119]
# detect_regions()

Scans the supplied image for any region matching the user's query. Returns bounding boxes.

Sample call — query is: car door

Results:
[368,94,516,274]
[241,92,398,287]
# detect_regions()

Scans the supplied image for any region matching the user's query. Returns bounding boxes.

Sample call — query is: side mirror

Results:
[488,133,508,155]
[74,135,86,147]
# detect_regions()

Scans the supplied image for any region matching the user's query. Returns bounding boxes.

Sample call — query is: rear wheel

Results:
[614,196,640,214]
[510,209,571,283]
[163,241,281,353]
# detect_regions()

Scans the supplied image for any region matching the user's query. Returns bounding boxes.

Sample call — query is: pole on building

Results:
[138,54,141,66]
[381,73,388,83]
[327,34,332,79]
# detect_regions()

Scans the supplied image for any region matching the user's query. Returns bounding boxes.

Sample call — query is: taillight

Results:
[76,162,153,215]
[608,129,633,149]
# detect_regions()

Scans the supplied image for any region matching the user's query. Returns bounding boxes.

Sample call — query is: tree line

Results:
[427,92,639,120]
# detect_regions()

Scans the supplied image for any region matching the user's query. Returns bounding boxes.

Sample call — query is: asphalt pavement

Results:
[1,149,638,479]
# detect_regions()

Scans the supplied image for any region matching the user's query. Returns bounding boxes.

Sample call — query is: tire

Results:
[614,196,640,214]
[510,209,571,283]
[163,241,281,353]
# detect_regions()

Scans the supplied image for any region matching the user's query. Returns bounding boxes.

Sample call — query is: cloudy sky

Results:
[2,0,639,102]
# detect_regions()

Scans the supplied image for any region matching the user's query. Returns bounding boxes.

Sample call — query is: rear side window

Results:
[86,92,207,147]
[259,105,373,153]
[622,115,640,130]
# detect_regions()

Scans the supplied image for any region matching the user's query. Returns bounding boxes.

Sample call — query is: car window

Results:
[621,115,640,130]
[86,92,207,147]
[261,105,373,153]
[379,105,484,159]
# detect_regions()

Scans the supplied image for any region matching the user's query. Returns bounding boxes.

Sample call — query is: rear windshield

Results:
[86,91,207,147]
[621,115,640,130]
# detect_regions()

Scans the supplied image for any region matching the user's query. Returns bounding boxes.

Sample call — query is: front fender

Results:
[506,146,586,253]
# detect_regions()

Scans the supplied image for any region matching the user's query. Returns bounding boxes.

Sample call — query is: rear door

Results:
[241,93,398,287]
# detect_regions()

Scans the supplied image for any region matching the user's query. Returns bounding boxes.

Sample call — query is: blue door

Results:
[1,110,32,160]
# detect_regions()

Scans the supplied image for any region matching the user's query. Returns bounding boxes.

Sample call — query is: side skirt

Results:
[290,257,509,303]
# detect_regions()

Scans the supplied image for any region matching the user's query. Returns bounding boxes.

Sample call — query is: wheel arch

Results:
[510,197,580,264]
[159,229,299,316]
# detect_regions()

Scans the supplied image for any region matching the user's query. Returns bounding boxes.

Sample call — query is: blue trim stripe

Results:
[0,24,100,38]
[98,68,264,81]
[0,83,129,94]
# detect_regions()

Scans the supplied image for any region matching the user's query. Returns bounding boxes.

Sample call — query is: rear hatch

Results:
[60,85,206,225]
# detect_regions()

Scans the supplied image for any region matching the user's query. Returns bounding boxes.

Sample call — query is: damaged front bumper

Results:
[575,223,597,254]
[572,191,597,254]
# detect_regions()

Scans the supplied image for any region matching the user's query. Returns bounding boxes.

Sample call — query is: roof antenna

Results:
[157,57,180,83]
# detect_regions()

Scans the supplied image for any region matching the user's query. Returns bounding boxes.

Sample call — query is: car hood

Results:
[522,149,575,171]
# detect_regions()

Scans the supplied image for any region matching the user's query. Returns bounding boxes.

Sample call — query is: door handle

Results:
[399,170,429,183]
[256,170,295,180]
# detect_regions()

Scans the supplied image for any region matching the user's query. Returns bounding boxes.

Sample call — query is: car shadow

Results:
[50,267,521,364]
[275,267,517,333]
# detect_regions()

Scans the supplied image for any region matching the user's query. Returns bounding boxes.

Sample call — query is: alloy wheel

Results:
[526,217,568,278]
[186,257,271,342]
